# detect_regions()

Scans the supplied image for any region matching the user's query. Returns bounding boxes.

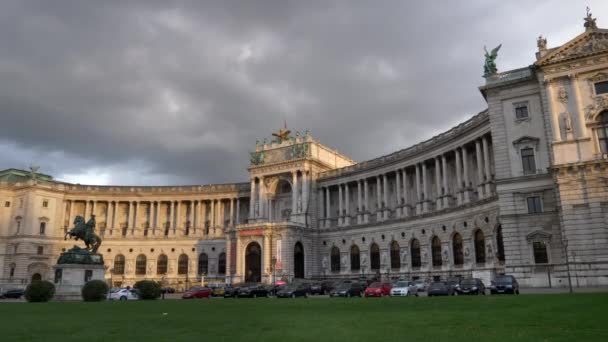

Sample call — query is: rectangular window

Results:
[4,201,10,207]
[37,246,44,255]
[521,148,536,175]
[39,222,46,235]
[527,196,542,214]
[533,241,549,264]
[514,103,529,119]
[595,81,608,95]
[42,200,48,208]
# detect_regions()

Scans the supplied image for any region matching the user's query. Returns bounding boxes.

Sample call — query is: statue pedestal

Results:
[53,263,106,301]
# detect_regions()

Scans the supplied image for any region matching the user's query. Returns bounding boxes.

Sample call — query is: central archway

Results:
[294,242,304,279]
[245,242,262,283]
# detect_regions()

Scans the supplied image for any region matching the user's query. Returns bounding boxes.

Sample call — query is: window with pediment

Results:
[597,110,608,154]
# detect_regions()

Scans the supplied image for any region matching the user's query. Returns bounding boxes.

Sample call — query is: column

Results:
[363,179,369,223]
[67,200,74,227]
[175,201,182,235]
[570,74,588,138]
[545,80,562,142]
[376,176,382,220]
[235,198,240,225]
[292,172,298,216]
[127,201,133,231]
[455,148,462,205]
[395,170,402,218]
[441,155,449,209]
[201,201,208,234]
[91,201,97,217]
[462,146,470,203]
[188,201,194,234]
[338,184,343,226]
[402,169,409,217]
[415,165,421,214]
[230,198,235,226]
[249,179,256,219]
[302,171,309,213]
[344,183,350,225]
[482,136,492,196]
[422,162,429,213]
[325,187,331,227]
[168,201,174,232]
[475,139,484,199]
[382,174,389,220]
[263,233,272,282]
[154,202,160,232]
[210,200,215,229]
[357,180,362,223]
[84,200,90,219]
[435,157,442,210]
[258,177,264,219]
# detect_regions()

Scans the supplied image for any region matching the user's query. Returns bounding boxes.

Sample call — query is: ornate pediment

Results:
[536,30,608,66]
[526,230,552,242]
[512,135,540,148]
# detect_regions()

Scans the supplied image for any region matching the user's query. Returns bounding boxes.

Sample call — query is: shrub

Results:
[25,280,55,302]
[134,280,161,300]
[81,280,109,302]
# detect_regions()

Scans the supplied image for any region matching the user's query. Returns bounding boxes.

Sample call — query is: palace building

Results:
[1,15,608,290]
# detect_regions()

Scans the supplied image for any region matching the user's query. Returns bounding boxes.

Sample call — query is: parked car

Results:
[108,288,140,301]
[459,278,486,295]
[446,278,461,293]
[224,283,252,298]
[390,281,418,297]
[309,282,325,295]
[0,288,25,299]
[413,279,428,292]
[364,282,392,297]
[161,287,176,294]
[329,282,364,298]
[490,275,520,295]
[276,283,311,298]
[182,286,212,299]
[237,284,270,298]
[427,282,455,296]
[320,280,339,294]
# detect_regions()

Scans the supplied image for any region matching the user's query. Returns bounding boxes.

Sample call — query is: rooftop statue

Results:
[483,44,502,78]
[59,215,103,264]
[584,7,598,31]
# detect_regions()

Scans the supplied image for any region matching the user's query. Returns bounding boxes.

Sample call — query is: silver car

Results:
[390,281,418,297]
[413,279,428,292]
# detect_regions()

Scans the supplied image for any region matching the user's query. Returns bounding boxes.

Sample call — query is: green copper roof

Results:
[0,168,54,183]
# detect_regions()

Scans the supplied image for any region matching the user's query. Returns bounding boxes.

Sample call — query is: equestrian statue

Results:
[65,214,102,254]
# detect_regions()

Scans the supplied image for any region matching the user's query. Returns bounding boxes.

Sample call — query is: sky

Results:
[0,0,606,185]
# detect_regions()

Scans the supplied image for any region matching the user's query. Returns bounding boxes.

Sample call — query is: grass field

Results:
[1,293,607,341]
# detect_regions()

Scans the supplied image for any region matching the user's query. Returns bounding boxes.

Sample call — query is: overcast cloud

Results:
[0,0,606,185]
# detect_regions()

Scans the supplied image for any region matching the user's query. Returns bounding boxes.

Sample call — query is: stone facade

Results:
[1,16,607,290]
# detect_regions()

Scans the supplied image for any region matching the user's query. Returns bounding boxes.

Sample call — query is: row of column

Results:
[249,170,310,221]
[320,135,493,227]
[63,198,242,237]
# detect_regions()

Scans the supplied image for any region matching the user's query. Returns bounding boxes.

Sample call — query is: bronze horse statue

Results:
[64,215,102,253]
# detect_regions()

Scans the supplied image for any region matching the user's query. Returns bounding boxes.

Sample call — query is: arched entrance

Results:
[31,273,42,282]
[294,242,304,279]
[245,242,262,283]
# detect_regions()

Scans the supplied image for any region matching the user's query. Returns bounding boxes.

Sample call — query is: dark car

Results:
[309,282,324,295]
[490,275,520,295]
[320,280,338,294]
[237,284,270,298]
[427,282,455,296]
[329,282,364,297]
[446,278,461,293]
[276,283,311,298]
[0,289,25,299]
[224,283,252,298]
[182,286,212,299]
[459,278,486,295]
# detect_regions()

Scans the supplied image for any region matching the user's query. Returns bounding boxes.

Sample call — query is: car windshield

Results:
[109,288,121,293]
[394,282,409,287]
[495,276,513,284]
[461,279,477,285]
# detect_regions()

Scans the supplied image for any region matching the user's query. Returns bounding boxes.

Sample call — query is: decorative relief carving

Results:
[557,86,569,103]
[541,32,608,65]
[584,95,608,122]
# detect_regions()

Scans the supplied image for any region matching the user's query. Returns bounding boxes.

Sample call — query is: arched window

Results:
[390,241,400,269]
[410,239,421,268]
[350,245,360,271]
[39,222,46,235]
[178,254,189,275]
[431,236,442,267]
[533,241,549,264]
[330,246,340,272]
[198,253,209,276]
[370,243,380,270]
[113,255,125,275]
[157,254,168,275]
[135,254,147,275]
[496,225,505,262]
[597,111,608,154]
[475,230,486,264]
[218,252,226,275]
[452,233,464,266]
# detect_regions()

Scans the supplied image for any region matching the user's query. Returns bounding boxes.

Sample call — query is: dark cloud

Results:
[0,0,606,185]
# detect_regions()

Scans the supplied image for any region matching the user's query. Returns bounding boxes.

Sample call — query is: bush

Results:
[134,280,161,300]
[25,280,55,302]
[81,280,109,302]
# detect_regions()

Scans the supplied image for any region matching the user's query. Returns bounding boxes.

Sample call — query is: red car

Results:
[364,282,392,297]
[182,286,212,299]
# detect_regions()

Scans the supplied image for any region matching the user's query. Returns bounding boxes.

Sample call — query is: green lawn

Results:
[1,294,607,341]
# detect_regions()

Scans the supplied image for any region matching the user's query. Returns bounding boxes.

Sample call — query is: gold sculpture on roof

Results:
[272,121,291,143]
